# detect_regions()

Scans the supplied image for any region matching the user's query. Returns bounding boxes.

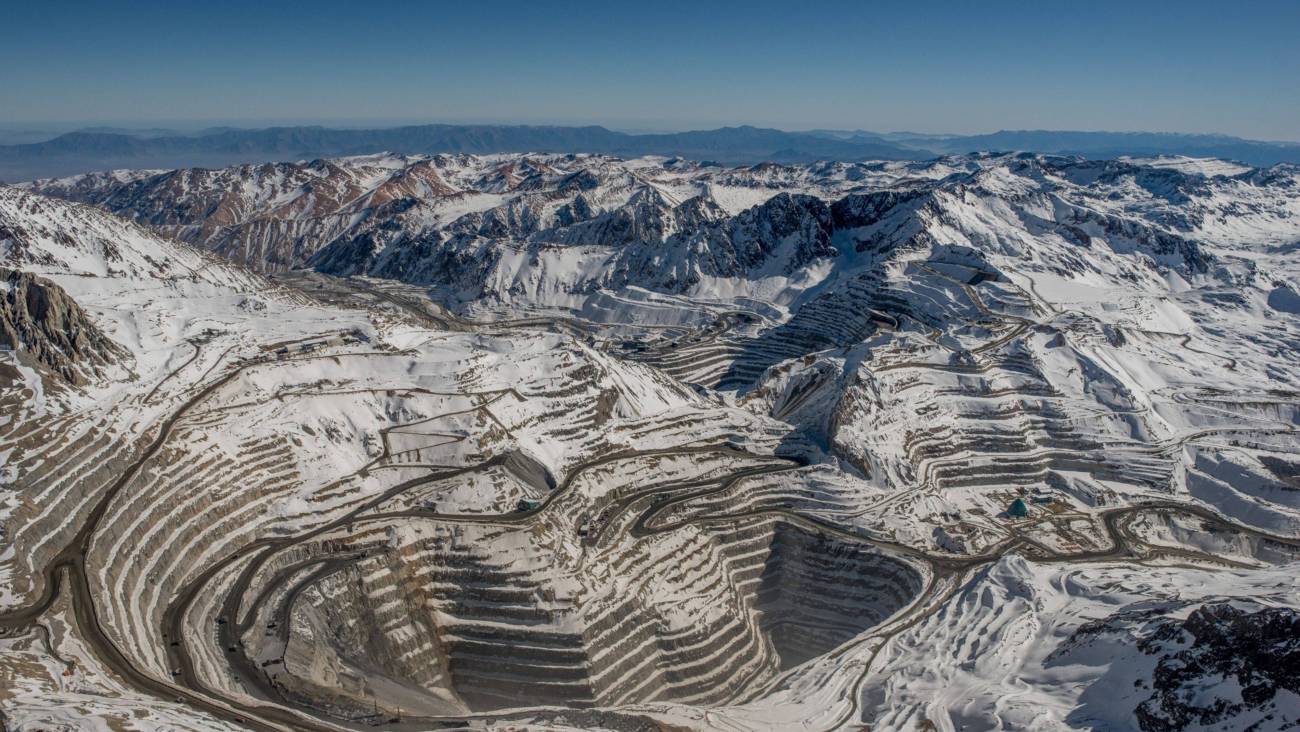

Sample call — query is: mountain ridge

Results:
[0,124,926,181]
[8,122,1300,182]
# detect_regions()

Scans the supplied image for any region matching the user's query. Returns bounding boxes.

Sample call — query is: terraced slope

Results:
[2,151,1300,732]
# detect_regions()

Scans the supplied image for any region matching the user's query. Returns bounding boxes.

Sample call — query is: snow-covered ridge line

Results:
[22,153,1300,319]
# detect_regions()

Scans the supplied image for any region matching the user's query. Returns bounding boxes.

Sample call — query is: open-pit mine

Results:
[3,152,1300,731]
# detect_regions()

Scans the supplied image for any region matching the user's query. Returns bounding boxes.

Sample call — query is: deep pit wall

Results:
[262,515,923,712]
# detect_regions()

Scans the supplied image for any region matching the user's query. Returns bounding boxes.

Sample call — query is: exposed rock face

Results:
[0,267,124,384]
[250,514,922,713]
[1136,603,1300,732]
[24,157,459,271]
[29,152,1277,315]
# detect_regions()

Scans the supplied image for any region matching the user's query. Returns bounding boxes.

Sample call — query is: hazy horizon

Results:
[4,0,1298,141]
[2,119,1299,146]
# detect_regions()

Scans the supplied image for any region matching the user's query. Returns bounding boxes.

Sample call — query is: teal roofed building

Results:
[1008,498,1029,518]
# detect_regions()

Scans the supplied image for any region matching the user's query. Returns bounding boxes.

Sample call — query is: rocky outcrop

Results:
[28,153,1288,309]
[0,267,124,384]
[1136,603,1300,732]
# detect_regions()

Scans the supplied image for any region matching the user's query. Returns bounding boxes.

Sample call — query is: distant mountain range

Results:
[3,123,1299,181]
[0,125,919,181]
[817,129,1300,166]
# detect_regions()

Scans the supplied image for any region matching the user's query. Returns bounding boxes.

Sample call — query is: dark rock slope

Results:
[1,268,124,384]
[1136,603,1300,732]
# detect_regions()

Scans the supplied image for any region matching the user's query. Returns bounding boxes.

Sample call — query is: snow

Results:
[1122,155,1255,177]
[4,149,1300,730]
[706,184,784,215]
[833,556,1300,732]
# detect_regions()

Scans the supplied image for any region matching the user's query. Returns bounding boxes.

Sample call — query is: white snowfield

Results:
[847,555,1300,731]
[0,150,1299,732]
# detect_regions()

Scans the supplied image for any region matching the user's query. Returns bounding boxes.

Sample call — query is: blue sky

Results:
[2,0,1298,139]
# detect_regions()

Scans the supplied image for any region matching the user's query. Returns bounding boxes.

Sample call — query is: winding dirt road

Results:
[3,274,1296,732]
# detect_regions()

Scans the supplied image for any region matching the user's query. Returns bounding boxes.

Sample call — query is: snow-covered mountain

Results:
[22,153,965,274]
[27,154,1299,309]
[1,267,127,384]
[3,150,1300,732]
